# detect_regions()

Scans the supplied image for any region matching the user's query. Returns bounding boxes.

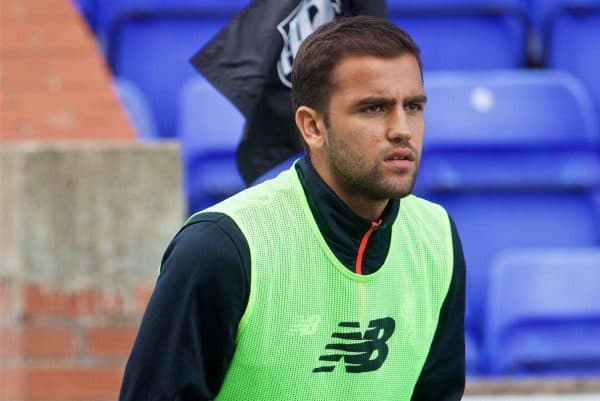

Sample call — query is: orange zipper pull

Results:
[355,219,382,275]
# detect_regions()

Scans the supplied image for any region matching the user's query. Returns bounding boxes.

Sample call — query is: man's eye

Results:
[363,104,384,113]
[405,103,423,113]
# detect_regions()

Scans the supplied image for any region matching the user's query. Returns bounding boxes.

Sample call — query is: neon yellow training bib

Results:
[201,167,454,401]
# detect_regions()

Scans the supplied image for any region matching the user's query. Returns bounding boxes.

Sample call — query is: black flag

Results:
[191,0,387,185]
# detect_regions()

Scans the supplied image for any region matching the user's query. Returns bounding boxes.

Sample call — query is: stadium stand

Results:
[178,76,245,212]
[420,70,600,349]
[545,1,600,122]
[93,0,251,138]
[387,0,530,69]
[466,330,480,375]
[529,0,599,28]
[68,0,600,377]
[466,305,481,375]
[485,248,600,375]
[113,78,160,140]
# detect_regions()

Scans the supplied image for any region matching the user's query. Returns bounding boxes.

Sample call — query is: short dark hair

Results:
[291,15,422,118]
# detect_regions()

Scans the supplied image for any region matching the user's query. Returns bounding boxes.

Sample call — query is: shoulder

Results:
[398,195,457,281]
[159,212,250,287]
[203,168,301,217]
[182,211,246,238]
[399,195,451,232]
[402,194,448,214]
[403,196,463,251]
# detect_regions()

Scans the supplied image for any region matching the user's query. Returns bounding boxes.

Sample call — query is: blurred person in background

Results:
[120,16,465,401]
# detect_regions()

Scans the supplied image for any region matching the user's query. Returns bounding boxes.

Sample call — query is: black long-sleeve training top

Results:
[119,157,466,401]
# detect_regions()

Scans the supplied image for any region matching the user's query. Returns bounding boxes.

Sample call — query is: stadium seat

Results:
[113,78,159,140]
[466,330,480,375]
[545,1,600,122]
[418,70,600,341]
[178,76,245,213]
[485,248,600,375]
[529,0,599,28]
[466,305,481,375]
[95,1,251,38]
[96,0,251,138]
[419,70,599,189]
[387,0,529,69]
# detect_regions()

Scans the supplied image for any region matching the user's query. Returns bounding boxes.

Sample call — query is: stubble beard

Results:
[325,128,419,201]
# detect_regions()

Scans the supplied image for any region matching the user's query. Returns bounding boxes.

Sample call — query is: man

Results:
[120,16,465,401]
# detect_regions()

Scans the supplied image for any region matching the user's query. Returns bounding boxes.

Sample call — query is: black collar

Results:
[295,157,399,274]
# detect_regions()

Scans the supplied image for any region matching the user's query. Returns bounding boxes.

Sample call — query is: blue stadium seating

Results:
[529,0,599,27]
[485,248,600,375]
[96,1,251,139]
[527,0,585,52]
[178,76,245,212]
[76,0,600,379]
[466,304,480,375]
[418,70,600,341]
[545,1,600,122]
[466,330,480,375]
[95,1,251,37]
[113,78,159,140]
[387,0,530,69]
[419,70,599,191]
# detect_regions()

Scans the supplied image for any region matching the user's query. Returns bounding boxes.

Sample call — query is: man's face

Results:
[315,54,426,205]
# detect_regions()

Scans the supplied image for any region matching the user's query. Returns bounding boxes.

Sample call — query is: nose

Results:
[386,106,412,143]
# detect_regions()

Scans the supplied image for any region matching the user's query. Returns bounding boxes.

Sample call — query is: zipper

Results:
[355,219,382,275]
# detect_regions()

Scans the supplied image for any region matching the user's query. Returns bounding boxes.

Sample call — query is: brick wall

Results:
[0,284,152,401]
[0,2,160,396]
[0,0,134,141]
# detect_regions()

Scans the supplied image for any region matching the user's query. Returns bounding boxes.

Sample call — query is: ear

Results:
[295,106,327,151]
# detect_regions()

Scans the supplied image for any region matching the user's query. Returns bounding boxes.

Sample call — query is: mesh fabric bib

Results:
[202,167,453,401]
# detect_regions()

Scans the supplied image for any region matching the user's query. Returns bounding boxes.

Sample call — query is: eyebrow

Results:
[352,94,428,108]
[353,96,396,109]
[404,94,428,105]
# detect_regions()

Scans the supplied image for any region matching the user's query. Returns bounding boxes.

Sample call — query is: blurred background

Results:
[1,0,599,400]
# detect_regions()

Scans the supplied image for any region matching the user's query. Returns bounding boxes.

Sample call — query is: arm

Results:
[411,216,466,401]
[119,213,250,401]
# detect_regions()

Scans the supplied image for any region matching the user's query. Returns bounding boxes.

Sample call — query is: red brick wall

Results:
[1,2,147,394]
[0,283,153,401]
[0,0,135,141]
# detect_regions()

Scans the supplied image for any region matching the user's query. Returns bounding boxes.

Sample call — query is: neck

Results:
[309,156,389,221]
[334,190,389,221]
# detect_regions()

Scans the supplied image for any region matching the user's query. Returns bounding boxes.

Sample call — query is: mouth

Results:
[384,149,416,168]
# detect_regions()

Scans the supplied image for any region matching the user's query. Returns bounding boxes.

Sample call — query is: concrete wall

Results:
[0,142,184,401]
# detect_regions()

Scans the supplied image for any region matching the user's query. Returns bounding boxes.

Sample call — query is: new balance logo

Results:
[288,314,321,336]
[313,317,395,373]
